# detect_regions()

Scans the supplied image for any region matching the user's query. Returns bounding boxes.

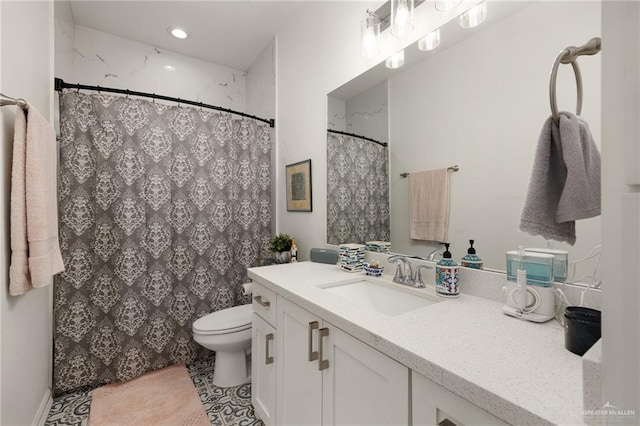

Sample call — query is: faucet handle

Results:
[413,264,434,288]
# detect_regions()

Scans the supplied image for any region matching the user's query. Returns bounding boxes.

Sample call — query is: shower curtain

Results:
[326,132,389,245]
[54,90,272,395]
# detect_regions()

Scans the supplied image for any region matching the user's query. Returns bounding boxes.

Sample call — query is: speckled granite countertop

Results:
[248,261,585,426]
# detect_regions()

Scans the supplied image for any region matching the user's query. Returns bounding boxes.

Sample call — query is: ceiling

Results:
[66,1,307,71]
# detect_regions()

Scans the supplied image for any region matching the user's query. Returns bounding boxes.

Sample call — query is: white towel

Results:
[519,112,601,245]
[9,106,65,296]
[409,168,450,242]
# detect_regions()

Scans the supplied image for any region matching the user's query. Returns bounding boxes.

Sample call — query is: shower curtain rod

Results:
[327,129,388,147]
[54,78,275,128]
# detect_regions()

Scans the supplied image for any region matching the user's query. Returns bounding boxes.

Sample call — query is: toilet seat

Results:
[193,304,253,336]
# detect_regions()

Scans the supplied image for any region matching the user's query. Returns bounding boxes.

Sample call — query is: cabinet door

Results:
[412,371,509,426]
[276,296,323,425]
[252,313,276,426]
[322,325,409,426]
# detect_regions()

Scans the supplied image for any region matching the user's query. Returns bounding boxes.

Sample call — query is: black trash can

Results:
[564,306,601,356]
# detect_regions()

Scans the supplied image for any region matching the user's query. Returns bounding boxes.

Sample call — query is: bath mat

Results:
[89,364,209,426]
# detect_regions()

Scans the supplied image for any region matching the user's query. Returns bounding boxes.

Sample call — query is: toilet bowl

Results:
[192,303,253,387]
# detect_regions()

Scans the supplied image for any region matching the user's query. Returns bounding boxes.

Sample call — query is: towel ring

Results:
[549,50,583,124]
[549,37,601,124]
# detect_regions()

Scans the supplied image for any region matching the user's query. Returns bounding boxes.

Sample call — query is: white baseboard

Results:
[32,388,52,426]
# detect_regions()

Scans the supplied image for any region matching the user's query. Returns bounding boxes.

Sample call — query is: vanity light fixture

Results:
[168,27,188,39]
[418,28,441,51]
[459,1,487,29]
[361,10,381,58]
[385,50,405,69]
[391,0,414,37]
[435,0,462,12]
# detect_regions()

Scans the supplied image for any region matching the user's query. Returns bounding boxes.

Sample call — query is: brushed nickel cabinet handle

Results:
[318,327,329,371]
[265,333,274,365]
[253,295,271,308]
[308,321,319,361]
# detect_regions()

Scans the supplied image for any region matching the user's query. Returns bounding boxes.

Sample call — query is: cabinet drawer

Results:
[412,371,509,426]
[252,282,277,326]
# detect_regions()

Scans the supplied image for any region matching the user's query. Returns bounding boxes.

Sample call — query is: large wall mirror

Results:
[326,1,602,285]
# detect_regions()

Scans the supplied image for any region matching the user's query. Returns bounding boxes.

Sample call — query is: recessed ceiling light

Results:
[163,65,176,71]
[168,27,188,39]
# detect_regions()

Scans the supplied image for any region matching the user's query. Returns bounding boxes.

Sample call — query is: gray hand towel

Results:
[519,112,601,245]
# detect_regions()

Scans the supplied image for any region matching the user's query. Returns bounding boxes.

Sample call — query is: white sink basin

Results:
[321,278,439,316]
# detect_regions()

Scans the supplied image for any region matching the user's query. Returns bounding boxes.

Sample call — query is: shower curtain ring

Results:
[152,94,156,104]
[76,84,80,93]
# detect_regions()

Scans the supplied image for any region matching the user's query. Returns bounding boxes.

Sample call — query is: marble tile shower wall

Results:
[55,22,247,109]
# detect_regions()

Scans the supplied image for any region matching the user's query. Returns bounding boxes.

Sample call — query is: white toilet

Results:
[192,303,253,387]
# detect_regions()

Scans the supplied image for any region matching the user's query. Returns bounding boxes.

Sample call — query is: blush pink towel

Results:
[409,168,450,242]
[9,106,65,296]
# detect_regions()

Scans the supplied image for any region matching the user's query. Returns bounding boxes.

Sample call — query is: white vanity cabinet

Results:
[412,371,509,426]
[251,283,277,425]
[276,295,323,424]
[276,296,409,426]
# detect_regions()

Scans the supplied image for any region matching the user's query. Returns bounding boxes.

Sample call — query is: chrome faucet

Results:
[427,249,444,262]
[387,255,433,288]
[388,255,412,285]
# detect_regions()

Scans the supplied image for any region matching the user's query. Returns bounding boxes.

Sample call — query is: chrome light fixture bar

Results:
[375,0,426,33]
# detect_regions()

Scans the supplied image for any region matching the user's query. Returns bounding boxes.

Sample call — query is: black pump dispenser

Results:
[442,243,452,259]
[467,240,476,255]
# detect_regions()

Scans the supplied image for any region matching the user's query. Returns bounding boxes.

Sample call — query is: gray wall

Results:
[1,1,54,424]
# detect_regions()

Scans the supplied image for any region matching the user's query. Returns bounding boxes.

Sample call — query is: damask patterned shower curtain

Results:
[326,132,390,245]
[54,90,271,395]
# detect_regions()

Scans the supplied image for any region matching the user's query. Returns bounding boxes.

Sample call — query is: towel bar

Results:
[0,92,28,110]
[549,37,601,123]
[400,165,459,178]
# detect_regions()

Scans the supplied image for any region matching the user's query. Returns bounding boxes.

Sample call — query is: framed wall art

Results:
[286,159,312,212]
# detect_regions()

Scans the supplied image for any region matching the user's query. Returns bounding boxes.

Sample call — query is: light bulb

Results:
[385,50,405,69]
[460,2,487,29]
[362,29,378,57]
[418,29,441,52]
[361,13,380,58]
[391,0,414,37]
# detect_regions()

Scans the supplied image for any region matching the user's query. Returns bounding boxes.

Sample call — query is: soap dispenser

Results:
[461,240,483,269]
[435,243,459,297]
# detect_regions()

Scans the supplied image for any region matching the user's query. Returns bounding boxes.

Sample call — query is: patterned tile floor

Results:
[46,356,263,426]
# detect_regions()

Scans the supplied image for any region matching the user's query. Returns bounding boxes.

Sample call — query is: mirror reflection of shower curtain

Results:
[326,132,390,245]
[54,90,272,395]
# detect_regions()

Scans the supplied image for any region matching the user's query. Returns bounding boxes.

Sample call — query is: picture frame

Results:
[286,159,312,212]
